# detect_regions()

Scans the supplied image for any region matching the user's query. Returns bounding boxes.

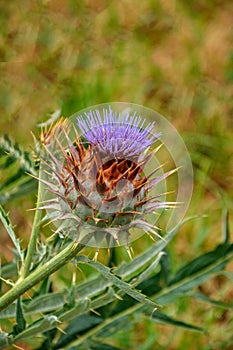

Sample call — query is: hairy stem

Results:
[0,241,85,312]
[19,169,43,279]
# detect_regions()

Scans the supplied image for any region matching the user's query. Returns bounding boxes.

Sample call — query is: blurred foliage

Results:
[0,0,233,349]
[0,215,232,350]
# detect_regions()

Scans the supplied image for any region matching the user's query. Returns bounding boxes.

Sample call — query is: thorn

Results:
[46,232,57,242]
[90,308,101,316]
[115,237,120,247]
[0,276,15,286]
[145,226,165,241]
[57,326,66,334]
[126,246,133,260]
[147,233,156,242]
[135,191,174,207]
[72,272,76,285]
[114,293,123,300]
[37,110,62,128]
[26,207,38,211]
[75,264,85,279]
[12,344,25,350]
[86,250,93,259]
[147,162,168,179]
[151,307,158,318]
[94,250,99,261]
[25,291,33,300]
[130,245,134,257]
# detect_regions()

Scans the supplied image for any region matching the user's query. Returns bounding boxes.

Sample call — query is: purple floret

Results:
[77,107,160,158]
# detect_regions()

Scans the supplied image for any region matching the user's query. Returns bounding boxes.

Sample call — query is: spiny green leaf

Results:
[4,237,231,348]
[65,281,76,309]
[132,251,165,286]
[156,244,233,305]
[75,243,233,347]
[77,256,159,309]
[0,220,191,318]
[12,298,26,336]
[0,291,69,319]
[0,134,36,176]
[59,298,90,322]
[0,134,38,205]
[66,312,135,348]
[90,287,116,310]
[96,314,134,339]
[114,217,192,280]
[168,243,233,286]
[24,292,66,315]
[13,315,60,342]
[0,205,23,260]
[12,300,90,343]
[54,314,103,349]
[1,222,232,320]
[148,310,204,332]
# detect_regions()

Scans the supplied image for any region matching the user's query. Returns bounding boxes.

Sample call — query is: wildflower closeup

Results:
[39,105,176,251]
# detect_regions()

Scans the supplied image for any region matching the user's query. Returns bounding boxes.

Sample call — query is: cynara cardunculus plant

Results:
[0,105,232,350]
[40,106,176,253]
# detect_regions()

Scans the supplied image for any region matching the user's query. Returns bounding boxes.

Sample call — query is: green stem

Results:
[0,241,85,312]
[20,169,43,279]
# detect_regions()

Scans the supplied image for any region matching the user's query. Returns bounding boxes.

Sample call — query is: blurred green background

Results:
[0,0,232,349]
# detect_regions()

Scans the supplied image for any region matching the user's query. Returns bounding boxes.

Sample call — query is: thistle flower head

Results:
[39,106,176,251]
[77,107,160,158]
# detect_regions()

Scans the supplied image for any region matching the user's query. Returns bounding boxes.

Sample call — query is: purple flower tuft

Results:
[77,107,160,158]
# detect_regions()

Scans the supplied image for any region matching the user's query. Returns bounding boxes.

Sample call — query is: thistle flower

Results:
[39,106,176,252]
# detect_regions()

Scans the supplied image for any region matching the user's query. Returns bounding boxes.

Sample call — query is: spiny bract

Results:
[39,107,176,251]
